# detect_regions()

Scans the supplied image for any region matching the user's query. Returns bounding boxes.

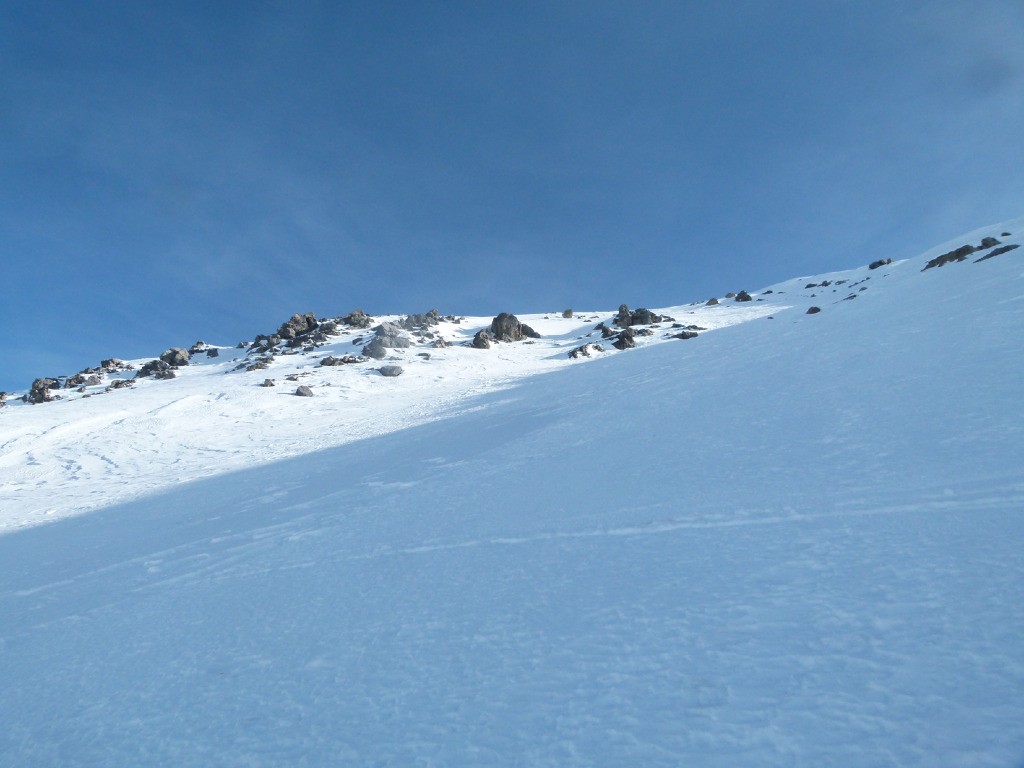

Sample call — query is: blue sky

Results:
[2,1,1023,392]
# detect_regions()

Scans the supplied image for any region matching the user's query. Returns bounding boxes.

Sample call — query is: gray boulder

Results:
[342,309,373,329]
[613,328,636,350]
[379,365,404,377]
[24,378,59,404]
[489,313,540,341]
[295,385,314,397]
[472,329,493,349]
[160,347,190,366]
[137,359,172,378]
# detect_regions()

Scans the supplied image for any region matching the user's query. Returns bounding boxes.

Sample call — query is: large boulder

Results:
[137,359,172,378]
[342,309,373,329]
[613,304,668,328]
[160,347,190,366]
[24,378,59,404]
[362,322,413,359]
[379,365,404,377]
[295,385,314,397]
[276,312,319,340]
[613,328,636,350]
[400,309,441,330]
[489,313,540,342]
[734,291,753,302]
[472,329,493,349]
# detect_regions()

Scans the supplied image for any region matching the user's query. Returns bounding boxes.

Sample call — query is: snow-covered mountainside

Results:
[2,220,1023,766]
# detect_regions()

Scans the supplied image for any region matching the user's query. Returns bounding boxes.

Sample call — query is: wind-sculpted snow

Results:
[1,219,1023,765]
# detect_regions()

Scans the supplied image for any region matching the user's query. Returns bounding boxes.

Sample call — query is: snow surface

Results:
[2,220,1024,765]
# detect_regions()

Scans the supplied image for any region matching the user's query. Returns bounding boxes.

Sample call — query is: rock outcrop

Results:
[490,313,540,341]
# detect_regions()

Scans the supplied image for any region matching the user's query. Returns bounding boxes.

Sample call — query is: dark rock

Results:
[237,341,249,349]
[706,297,719,306]
[974,243,1019,263]
[107,379,134,390]
[979,237,1001,249]
[154,369,177,380]
[86,375,101,385]
[807,306,822,314]
[763,289,773,294]
[379,365,404,377]
[188,341,208,355]
[725,292,736,299]
[260,379,275,387]
[321,354,364,366]
[101,358,129,372]
[136,359,171,378]
[568,343,604,359]
[805,283,819,289]
[634,328,655,336]
[206,348,219,358]
[922,244,976,271]
[400,309,441,330]
[562,309,573,318]
[735,290,753,302]
[1001,232,1012,237]
[868,258,892,270]
[342,310,373,329]
[276,312,319,341]
[245,361,269,372]
[489,313,540,341]
[431,338,451,349]
[24,378,59,404]
[613,304,667,328]
[472,329,493,349]
[613,328,636,350]
[295,385,314,397]
[417,352,431,359]
[319,321,339,336]
[65,373,87,388]
[160,348,190,367]
[671,330,699,340]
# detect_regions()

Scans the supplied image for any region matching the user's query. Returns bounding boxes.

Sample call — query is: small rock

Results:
[379,365,404,377]
[206,348,220,358]
[671,331,699,340]
[868,258,892,270]
[734,290,752,302]
[260,379,275,387]
[562,309,573,318]
[295,385,314,397]
[807,306,821,314]
[568,343,604,359]
[706,297,719,306]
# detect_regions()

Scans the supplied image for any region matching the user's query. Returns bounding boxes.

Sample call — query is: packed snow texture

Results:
[2,220,1023,766]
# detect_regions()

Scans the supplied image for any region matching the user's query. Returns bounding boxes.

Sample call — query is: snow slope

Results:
[2,220,1023,766]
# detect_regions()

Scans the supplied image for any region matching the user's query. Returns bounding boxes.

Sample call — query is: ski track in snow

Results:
[2,219,1024,766]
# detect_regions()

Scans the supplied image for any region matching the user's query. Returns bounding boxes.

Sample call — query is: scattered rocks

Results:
[974,243,1019,263]
[671,330,699,340]
[276,312,319,341]
[106,379,134,391]
[320,354,365,366]
[490,313,540,341]
[869,258,892,270]
[154,369,177,380]
[160,347,190,367]
[431,338,451,349]
[101,358,131,372]
[295,385,314,397]
[734,290,752,302]
[378,365,404,377]
[807,306,822,314]
[568,343,604,359]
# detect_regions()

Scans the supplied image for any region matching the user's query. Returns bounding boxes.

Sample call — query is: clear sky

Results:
[2,1,1023,392]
